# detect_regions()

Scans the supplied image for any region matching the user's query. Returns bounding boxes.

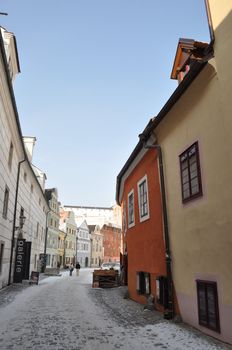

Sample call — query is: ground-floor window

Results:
[136,272,150,295]
[196,280,220,332]
[46,254,51,266]
[0,241,4,274]
[34,254,37,268]
[156,276,168,307]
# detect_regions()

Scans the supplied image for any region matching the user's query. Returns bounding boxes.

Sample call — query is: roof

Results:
[116,58,209,205]
[88,225,96,233]
[171,38,208,80]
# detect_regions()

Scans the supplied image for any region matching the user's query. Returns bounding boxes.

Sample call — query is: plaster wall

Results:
[155,49,232,342]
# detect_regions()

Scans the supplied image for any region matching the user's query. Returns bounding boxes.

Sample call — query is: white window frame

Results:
[128,189,135,228]
[137,175,150,222]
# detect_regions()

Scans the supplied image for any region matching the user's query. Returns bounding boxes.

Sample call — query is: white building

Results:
[76,220,91,267]
[0,27,49,288]
[64,204,122,228]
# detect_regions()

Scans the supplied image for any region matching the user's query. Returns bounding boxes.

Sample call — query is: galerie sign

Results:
[13,239,26,283]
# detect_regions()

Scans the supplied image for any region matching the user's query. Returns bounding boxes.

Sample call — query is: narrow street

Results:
[0,269,231,350]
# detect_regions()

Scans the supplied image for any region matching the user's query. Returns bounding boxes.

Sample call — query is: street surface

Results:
[0,268,231,350]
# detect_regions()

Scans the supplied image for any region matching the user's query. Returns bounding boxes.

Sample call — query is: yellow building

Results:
[138,0,232,344]
[58,229,66,267]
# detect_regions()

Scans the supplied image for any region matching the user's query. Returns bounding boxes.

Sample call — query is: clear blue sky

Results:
[1,0,210,207]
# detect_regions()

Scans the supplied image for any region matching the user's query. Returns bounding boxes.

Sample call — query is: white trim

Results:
[128,189,135,228]
[137,174,150,222]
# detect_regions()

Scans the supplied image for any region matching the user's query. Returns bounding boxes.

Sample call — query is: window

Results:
[36,222,39,238]
[128,189,135,228]
[24,172,27,182]
[2,186,9,219]
[136,272,150,295]
[137,175,149,222]
[196,280,220,332]
[156,276,168,307]
[179,142,202,202]
[0,242,4,274]
[30,184,34,193]
[8,142,14,170]
[34,254,37,268]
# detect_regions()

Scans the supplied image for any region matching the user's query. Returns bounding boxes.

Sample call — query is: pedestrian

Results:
[75,262,81,276]
[69,263,74,276]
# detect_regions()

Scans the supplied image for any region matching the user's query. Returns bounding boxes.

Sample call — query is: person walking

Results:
[69,263,74,276]
[75,262,81,276]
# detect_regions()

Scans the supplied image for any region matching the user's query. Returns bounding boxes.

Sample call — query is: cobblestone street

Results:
[0,269,231,350]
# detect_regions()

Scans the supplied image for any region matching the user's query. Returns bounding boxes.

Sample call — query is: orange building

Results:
[116,135,176,318]
[101,224,122,263]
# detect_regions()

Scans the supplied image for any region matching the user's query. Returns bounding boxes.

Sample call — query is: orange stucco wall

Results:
[122,149,166,309]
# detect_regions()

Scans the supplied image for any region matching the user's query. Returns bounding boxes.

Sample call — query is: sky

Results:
[0,0,210,207]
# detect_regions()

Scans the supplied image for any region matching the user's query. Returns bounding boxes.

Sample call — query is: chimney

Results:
[23,136,36,162]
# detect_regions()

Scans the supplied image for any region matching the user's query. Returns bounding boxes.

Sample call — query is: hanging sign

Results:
[13,239,26,283]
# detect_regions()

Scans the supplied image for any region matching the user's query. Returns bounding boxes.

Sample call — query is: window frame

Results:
[136,272,150,295]
[127,189,135,228]
[8,142,14,170]
[2,186,9,219]
[196,280,220,333]
[0,241,4,274]
[179,141,202,203]
[137,174,150,222]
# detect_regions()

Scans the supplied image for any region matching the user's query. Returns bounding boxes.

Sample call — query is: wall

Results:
[121,149,167,307]
[155,52,232,342]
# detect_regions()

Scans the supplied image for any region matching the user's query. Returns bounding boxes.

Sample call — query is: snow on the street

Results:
[0,269,231,350]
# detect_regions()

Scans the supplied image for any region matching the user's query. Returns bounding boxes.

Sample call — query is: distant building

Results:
[45,188,60,268]
[64,204,122,228]
[76,220,91,267]
[59,208,76,266]
[89,225,103,268]
[101,224,122,263]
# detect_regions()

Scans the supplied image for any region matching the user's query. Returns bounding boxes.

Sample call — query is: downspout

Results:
[8,158,26,285]
[42,209,50,272]
[204,0,215,45]
[139,134,173,319]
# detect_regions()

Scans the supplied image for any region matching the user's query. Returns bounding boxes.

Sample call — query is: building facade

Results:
[116,146,173,315]
[116,0,232,344]
[45,188,60,269]
[59,208,76,267]
[101,224,122,264]
[64,205,121,228]
[0,27,49,288]
[89,225,104,268]
[76,220,90,267]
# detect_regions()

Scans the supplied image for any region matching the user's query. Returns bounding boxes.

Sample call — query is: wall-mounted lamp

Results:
[15,213,26,241]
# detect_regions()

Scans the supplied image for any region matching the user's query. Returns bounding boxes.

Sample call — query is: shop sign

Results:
[13,239,25,283]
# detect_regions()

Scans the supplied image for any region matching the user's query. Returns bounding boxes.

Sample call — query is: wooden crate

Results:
[92,269,119,288]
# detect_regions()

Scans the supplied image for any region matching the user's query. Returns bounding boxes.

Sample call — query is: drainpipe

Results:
[42,209,50,272]
[8,159,26,285]
[204,0,215,45]
[139,134,173,319]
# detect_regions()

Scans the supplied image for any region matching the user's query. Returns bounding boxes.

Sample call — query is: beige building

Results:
[45,188,60,269]
[138,0,232,344]
[58,229,66,267]
[59,208,76,266]
[89,225,104,268]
